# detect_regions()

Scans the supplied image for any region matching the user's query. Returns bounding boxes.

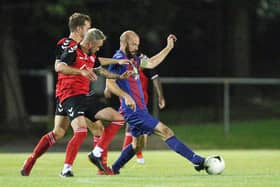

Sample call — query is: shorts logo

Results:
[58,104,63,112]
[68,107,74,117]
[77,111,84,115]
[58,107,63,113]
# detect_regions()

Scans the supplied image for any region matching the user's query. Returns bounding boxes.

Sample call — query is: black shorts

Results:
[61,94,107,122]
[55,99,67,116]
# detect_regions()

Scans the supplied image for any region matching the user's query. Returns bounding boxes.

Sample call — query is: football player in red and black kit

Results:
[21,13,133,177]
[55,28,134,177]
[21,12,92,176]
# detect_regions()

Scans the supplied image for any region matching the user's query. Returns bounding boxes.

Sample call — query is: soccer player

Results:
[20,13,131,177]
[123,68,166,164]
[20,12,92,176]
[105,30,207,174]
[104,67,166,165]
[55,28,135,177]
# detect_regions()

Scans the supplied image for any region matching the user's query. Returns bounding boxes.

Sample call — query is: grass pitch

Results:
[0,150,279,187]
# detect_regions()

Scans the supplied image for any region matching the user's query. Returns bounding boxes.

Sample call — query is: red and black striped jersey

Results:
[55,37,101,103]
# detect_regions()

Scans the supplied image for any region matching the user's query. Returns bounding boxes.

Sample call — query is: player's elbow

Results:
[55,62,65,73]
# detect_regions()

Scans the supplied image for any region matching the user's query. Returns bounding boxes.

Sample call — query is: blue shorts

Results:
[124,110,159,137]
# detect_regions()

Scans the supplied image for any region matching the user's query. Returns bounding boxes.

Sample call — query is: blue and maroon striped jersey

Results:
[108,50,148,114]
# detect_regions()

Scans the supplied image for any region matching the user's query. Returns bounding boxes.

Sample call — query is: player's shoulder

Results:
[57,37,78,50]
[113,50,126,59]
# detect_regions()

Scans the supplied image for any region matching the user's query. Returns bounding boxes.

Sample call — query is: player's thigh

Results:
[71,116,88,131]
[53,115,70,139]
[153,122,174,140]
[95,107,124,122]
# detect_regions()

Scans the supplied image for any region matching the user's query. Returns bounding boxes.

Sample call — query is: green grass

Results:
[0,150,280,187]
[170,119,280,149]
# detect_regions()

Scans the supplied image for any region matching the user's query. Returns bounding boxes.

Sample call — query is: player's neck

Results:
[120,47,127,55]
[69,32,82,43]
[80,44,90,55]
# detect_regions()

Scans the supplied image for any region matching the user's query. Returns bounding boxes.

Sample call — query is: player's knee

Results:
[88,123,104,136]
[162,126,174,139]
[52,129,65,140]
[71,116,88,129]
[114,113,125,123]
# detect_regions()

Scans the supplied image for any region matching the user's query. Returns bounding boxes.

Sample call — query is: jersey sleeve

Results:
[60,45,78,65]
[142,68,159,80]
[55,45,63,60]
[108,53,126,75]
[93,58,101,69]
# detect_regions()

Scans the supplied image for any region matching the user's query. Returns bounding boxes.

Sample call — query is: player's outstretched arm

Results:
[152,76,166,109]
[140,34,177,69]
[94,67,134,79]
[55,60,97,81]
[106,79,136,111]
[98,57,131,65]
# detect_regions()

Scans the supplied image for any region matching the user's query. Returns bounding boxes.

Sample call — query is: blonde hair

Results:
[84,28,106,43]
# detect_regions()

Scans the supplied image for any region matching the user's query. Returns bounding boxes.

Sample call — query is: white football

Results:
[204,155,225,175]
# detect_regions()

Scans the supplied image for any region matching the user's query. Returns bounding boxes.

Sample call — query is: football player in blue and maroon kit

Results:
[121,68,166,164]
[104,31,208,174]
[99,65,166,174]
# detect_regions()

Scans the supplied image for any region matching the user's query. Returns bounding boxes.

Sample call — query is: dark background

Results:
[1,0,280,132]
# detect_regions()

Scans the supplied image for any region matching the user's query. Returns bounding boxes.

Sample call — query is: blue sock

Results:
[165,136,204,165]
[112,144,135,173]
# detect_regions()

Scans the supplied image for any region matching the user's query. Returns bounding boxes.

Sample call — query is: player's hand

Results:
[80,65,98,81]
[104,87,112,98]
[118,59,132,65]
[166,34,177,49]
[158,96,166,109]
[124,94,136,112]
[80,69,98,81]
[119,70,135,80]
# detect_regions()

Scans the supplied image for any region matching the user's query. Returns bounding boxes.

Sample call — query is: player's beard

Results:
[125,46,138,59]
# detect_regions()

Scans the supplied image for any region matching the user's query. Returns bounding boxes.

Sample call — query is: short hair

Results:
[84,28,106,43]
[68,12,91,32]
